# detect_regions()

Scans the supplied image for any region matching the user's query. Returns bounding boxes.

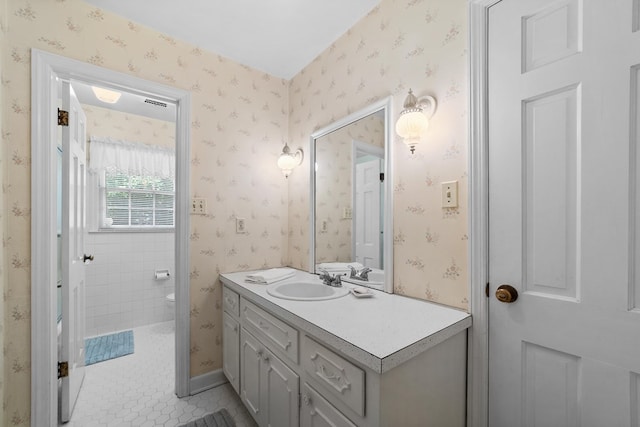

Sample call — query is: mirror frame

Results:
[309,96,394,293]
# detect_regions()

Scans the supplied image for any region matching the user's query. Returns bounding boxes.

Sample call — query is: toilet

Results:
[166,292,175,308]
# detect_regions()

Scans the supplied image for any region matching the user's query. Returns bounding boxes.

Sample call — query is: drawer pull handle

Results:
[302,393,311,406]
[262,354,270,363]
[320,364,341,382]
[258,320,269,330]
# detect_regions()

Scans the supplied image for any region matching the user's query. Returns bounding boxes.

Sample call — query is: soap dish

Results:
[350,287,374,298]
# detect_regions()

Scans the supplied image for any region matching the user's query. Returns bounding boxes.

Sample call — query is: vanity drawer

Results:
[240,299,298,363]
[223,286,240,316]
[301,382,357,427]
[301,336,365,417]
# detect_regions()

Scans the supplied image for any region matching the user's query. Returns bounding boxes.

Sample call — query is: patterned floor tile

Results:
[62,321,256,427]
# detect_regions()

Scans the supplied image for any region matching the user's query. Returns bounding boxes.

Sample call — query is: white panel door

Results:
[261,347,299,427]
[240,328,263,424]
[489,0,640,426]
[60,81,88,422]
[354,159,381,268]
[222,313,240,393]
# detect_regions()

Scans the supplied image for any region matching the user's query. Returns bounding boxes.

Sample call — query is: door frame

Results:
[467,1,499,426]
[31,49,192,426]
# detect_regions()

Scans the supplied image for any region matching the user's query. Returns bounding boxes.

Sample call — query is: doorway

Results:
[351,140,384,268]
[58,79,178,423]
[31,49,192,426]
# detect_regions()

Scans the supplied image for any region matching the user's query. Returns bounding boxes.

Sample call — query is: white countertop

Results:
[220,269,472,373]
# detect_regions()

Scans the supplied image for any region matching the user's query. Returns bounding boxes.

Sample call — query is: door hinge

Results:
[58,108,69,126]
[485,282,490,298]
[380,172,385,182]
[58,361,69,379]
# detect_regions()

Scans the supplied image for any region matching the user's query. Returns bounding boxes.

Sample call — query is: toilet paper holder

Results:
[154,269,171,280]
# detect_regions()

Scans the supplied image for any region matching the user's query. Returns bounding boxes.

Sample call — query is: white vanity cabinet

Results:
[222,312,240,393]
[301,382,357,427]
[220,271,472,427]
[240,328,300,427]
[222,287,241,393]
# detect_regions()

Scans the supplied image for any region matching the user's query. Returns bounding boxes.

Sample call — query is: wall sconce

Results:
[277,143,304,178]
[395,89,437,154]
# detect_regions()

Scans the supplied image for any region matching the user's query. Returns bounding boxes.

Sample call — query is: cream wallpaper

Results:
[287,0,469,309]
[0,0,468,423]
[315,113,385,264]
[0,0,6,411]
[83,103,176,149]
[2,1,288,424]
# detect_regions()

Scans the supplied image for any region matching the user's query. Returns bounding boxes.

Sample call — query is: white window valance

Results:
[88,136,175,179]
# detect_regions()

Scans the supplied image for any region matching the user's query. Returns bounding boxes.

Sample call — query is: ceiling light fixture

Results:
[395,89,437,154]
[91,86,122,104]
[277,143,304,178]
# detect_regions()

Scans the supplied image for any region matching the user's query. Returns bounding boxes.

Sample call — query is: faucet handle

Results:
[333,274,342,287]
[348,266,357,278]
[359,267,371,280]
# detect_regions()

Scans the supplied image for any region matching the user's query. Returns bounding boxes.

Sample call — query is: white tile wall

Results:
[85,232,175,337]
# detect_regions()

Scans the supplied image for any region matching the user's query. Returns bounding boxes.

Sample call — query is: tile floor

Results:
[62,321,256,427]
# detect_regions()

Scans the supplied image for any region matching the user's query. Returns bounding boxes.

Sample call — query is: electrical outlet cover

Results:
[236,217,246,233]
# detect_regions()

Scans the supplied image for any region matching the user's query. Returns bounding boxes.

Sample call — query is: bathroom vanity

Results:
[220,270,471,427]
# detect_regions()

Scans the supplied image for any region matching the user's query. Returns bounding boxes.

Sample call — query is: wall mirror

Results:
[309,97,393,293]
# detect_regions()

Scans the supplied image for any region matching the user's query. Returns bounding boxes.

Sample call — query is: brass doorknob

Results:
[495,284,518,303]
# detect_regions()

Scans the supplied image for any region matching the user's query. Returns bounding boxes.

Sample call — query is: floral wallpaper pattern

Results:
[82,103,176,150]
[286,0,468,309]
[0,0,468,423]
[315,113,384,264]
[2,1,288,424]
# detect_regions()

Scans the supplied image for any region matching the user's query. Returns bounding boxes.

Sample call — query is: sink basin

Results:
[267,281,349,301]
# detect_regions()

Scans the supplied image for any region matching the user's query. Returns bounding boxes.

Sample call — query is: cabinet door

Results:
[222,313,240,393]
[301,383,357,427]
[240,328,264,425]
[262,348,300,427]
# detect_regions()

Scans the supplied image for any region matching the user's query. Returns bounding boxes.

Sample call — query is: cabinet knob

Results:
[302,393,311,406]
[262,354,269,362]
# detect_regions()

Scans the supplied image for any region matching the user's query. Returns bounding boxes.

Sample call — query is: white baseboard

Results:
[190,369,228,395]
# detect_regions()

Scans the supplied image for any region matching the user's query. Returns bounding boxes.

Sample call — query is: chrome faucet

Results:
[319,269,343,287]
[348,266,371,281]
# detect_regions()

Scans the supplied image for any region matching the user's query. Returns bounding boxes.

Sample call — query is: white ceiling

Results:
[83,0,380,79]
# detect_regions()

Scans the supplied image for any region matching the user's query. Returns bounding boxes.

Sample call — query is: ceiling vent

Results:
[144,98,167,108]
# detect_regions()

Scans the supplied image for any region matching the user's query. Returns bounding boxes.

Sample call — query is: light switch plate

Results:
[191,198,207,214]
[442,181,458,208]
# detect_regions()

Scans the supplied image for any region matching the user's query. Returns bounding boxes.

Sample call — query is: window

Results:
[103,172,174,228]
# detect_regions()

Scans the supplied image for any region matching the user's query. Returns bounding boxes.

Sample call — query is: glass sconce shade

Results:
[277,144,303,178]
[395,89,437,154]
[395,110,429,153]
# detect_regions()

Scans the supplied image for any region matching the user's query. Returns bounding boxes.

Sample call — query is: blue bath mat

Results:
[85,330,134,366]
